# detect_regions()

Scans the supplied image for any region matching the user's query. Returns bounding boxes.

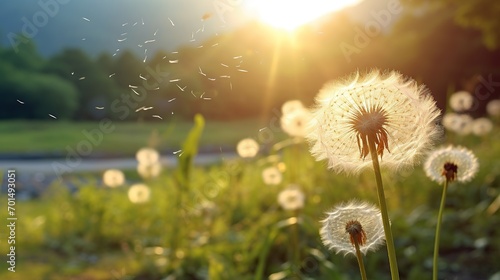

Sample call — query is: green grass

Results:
[0,119,284,155]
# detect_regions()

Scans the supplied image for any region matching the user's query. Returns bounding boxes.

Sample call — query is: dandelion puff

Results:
[449,91,474,112]
[281,100,304,116]
[236,138,259,158]
[442,112,460,132]
[486,99,500,117]
[128,183,151,203]
[424,146,479,184]
[320,200,385,256]
[472,117,493,136]
[277,185,305,211]
[103,169,125,188]
[454,114,473,135]
[136,147,160,165]
[137,162,162,179]
[262,166,282,185]
[307,70,441,175]
[280,107,313,138]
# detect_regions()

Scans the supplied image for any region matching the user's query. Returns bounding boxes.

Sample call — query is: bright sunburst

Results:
[245,0,362,31]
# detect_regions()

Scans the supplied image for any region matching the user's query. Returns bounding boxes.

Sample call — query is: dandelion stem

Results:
[291,210,300,272]
[354,240,368,280]
[367,135,400,280]
[433,179,448,280]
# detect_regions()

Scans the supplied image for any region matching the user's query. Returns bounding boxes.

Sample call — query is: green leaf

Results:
[175,114,205,186]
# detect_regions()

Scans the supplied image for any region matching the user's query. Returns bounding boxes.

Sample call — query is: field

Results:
[0,117,499,280]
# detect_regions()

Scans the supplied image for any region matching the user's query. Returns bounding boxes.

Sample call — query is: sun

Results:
[245,0,362,31]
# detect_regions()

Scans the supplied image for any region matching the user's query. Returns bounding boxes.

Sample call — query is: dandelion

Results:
[281,99,304,116]
[308,70,441,175]
[472,117,493,136]
[454,114,473,135]
[262,166,282,185]
[321,201,385,280]
[103,169,125,188]
[280,107,312,138]
[128,183,151,203]
[236,138,259,158]
[308,70,441,280]
[442,112,460,132]
[486,99,500,117]
[277,185,305,211]
[424,145,478,280]
[137,162,162,179]
[449,91,473,112]
[424,145,478,184]
[136,147,160,165]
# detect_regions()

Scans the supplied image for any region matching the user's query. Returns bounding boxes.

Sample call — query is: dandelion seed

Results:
[208,78,216,81]
[277,185,305,211]
[132,22,137,26]
[236,138,259,158]
[152,115,162,120]
[168,98,176,102]
[121,32,127,36]
[176,84,187,91]
[169,60,179,64]
[128,184,151,204]
[424,145,478,184]
[171,51,178,54]
[168,17,175,26]
[198,67,206,76]
[230,82,233,90]
[95,107,104,110]
[129,85,138,88]
[320,200,385,256]
[82,17,90,22]
[118,38,127,42]
[203,97,212,100]
[143,55,147,63]
[169,79,181,82]
[109,73,116,77]
[220,63,228,67]
[141,18,144,25]
[197,45,203,48]
[281,107,312,138]
[103,169,125,188]
[486,99,500,117]
[237,69,248,72]
[16,99,24,104]
[211,43,219,47]
[472,118,493,136]
[139,74,147,80]
[220,75,230,78]
[307,70,441,175]
[78,77,85,80]
[136,147,160,165]
[131,89,140,95]
[449,91,473,112]
[154,29,158,36]
[81,38,86,41]
[233,55,242,59]
[173,150,182,155]
[262,166,282,185]
[48,114,57,119]
[200,92,206,98]
[191,91,196,97]
[144,39,155,43]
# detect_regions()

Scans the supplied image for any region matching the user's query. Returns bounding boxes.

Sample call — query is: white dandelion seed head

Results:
[236,138,260,158]
[136,147,160,165]
[486,99,500,117]
[449,91,474,112]
[442,112,460,132]
[128,183,151,204]
[103,169,125,188]
[280,107,313,138]
[320,200,385,256]
[281,100,305,116]
[454,114,474,135]
[262,166,283,185]
[277,185,305,211]
[424,145,479,184]
[137,162,162,179]
[472,117,493,136]
[307,70,442,175]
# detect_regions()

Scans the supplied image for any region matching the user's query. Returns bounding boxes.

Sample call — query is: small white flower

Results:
[281,100,304,116]
[277,185,305,210]
[128,183,151,203]
[449,91,473,112]
[236,138,259,158]
[136,147,160,165]
[262,166,283,185]
[103,169,125,188]
[280,107,313,138]
[486,99,500,117]
[424,146,479,184]
[320,200,385,256]
[307,70,441,175]
[137,162,162,179]
[472,118,493,136]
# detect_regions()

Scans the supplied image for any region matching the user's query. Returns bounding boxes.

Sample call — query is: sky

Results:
[0,0,252,57]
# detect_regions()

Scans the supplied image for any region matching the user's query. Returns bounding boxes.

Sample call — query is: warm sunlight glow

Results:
[245,0,362,31]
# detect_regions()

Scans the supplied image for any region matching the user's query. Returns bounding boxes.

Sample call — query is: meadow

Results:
[0,111,499,280]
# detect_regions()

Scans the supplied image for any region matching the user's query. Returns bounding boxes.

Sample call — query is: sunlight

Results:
[245,0,362,31]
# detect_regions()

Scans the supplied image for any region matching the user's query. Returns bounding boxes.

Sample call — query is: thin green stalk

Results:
[367,135,400,280]
[354,241,368,280]
[433,179,449,280]
[291,210,300,272]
